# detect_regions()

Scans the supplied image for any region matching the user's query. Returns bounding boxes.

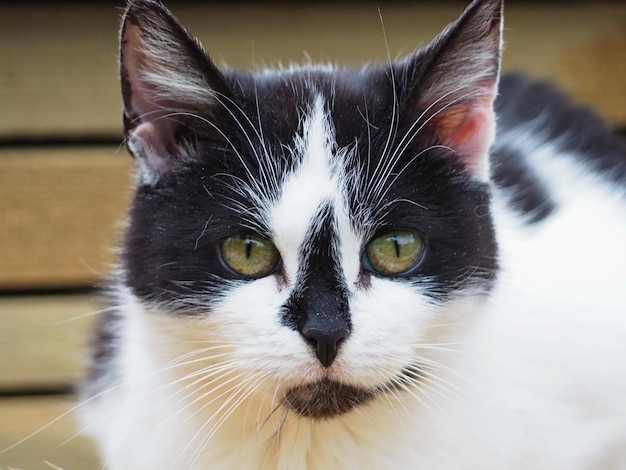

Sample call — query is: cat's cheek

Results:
[338,280,439,385]
[208,280,322,379]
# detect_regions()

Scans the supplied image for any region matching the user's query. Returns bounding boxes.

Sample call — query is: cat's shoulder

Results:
[491,74,626,225]
[494,73,626,186]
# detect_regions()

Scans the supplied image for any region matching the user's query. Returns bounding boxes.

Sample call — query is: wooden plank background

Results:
[0,147,132,290]
[0,2,624,469]
[0,396,99,470]
[0,294,101,468]
[0,295,99,389]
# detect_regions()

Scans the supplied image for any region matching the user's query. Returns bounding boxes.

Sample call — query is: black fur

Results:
[491,146,556,224]
[280,203,351,368]
[83,307,122,397]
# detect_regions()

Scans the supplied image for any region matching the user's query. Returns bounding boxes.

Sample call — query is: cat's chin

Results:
[283,378,380,419]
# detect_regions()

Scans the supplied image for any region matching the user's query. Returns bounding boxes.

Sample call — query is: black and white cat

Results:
[81,0,626,468]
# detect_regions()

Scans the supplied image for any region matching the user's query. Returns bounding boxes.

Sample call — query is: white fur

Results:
[82,102,626,469]
[138,26,216,106]
[270,97,343,279]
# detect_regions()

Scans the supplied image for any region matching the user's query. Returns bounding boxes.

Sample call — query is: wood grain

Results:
[0,147,132,290]
[0,294,99,389]
[0,396,99,470]
[1,2,625,140]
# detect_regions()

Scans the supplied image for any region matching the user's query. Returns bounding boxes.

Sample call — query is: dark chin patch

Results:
[283,379,378,419]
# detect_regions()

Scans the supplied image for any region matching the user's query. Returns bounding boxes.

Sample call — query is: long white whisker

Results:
[55,305,118,326]
[178,373,268,468]
[0,381,122,454]
[368,84,477,206]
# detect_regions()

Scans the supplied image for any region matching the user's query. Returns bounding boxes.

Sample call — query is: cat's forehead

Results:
[270,96,338,236]
[231,66,389,149]
[267,94,358,278]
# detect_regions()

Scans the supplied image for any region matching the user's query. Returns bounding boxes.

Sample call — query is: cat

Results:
[80,0,626,468]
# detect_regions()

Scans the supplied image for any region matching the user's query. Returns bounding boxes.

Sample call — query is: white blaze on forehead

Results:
[270,96,342,281]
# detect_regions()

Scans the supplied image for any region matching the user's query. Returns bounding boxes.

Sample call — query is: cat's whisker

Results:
[148,372,263,467]
[411,342,464,354]
[55,305,118,326]
[162,347,232,368]
[0,378,123,454]
[256,398,289,470]
[146,361,240,408]
[404,367,461,406]
[66,359,248,454]
[388,84,474,160]
[389,375,444,421]
[149,355,256,401]
[199,376,267,444]
[106,370,252,463]
[412,355,469,382]
[180,373,268,469]
[367,85,476,205]
[205,91,283,215]
[159,111,267,204]
[376,381,408,423]
[373,86,475,201]
[374,145,451,206]
[153,371,251,434]
[359,96,374,199]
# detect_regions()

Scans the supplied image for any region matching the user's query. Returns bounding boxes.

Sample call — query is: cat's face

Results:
[119,0,501,419]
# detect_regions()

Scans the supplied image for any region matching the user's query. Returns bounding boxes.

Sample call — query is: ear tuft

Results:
[120,0,229,179]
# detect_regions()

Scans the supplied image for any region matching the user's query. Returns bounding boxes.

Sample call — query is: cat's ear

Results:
[400,0,503,180]
[120,0,230,177]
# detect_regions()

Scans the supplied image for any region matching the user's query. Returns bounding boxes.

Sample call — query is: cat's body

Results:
[81,1,626,468]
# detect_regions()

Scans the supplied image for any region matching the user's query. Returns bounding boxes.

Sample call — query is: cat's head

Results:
[119,0,501,419]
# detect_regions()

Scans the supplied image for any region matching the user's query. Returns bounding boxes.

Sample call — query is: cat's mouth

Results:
[283,365,423,419]
[283,378,380,419]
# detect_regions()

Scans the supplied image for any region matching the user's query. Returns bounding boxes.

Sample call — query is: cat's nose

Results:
[302,323,349,368]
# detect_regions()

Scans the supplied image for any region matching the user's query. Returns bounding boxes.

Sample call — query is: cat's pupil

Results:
[393,238,401,258]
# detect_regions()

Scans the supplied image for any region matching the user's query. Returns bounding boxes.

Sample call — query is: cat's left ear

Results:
[400,0,503,180]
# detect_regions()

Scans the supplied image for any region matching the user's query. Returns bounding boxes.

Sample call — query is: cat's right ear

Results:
[120,0,230,178]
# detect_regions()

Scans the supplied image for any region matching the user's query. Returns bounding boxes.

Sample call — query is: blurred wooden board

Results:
[1,2,625,140]
[0,147,132,290]
[0,396,99,470]
[0,293,101,465]
[0,294,100,389]
[0,296,101,468]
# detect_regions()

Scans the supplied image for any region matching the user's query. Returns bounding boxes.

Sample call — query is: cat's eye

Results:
[220,234,280,278]
[363,231,424,275]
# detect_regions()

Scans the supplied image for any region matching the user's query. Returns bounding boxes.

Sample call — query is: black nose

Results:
[302,322,349,368]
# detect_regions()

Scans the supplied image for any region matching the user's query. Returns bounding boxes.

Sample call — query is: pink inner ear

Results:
[429,95,496,177]
[123,23,151,118]
[438,105,494,155]
[123,22,180,174]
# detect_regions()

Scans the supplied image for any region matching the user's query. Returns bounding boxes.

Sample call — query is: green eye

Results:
[364,231,424,275]
[220,234,280,278]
